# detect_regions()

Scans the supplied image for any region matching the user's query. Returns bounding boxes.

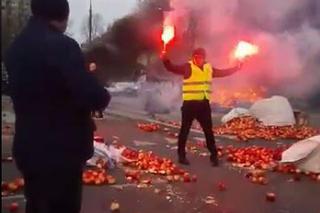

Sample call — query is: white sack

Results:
[221,108,251,123]
[296,145,320,173]
[281,135,320,173]
[249,96,296,126]
[281,135,320,162]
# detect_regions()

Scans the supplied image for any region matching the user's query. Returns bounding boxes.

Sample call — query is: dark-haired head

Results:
[31,0,70,32]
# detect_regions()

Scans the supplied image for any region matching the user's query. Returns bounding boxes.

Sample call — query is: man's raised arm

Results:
[162,58,190,78]
[212,63,242,78]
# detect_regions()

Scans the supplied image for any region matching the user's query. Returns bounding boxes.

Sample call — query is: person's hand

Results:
[160,50,168,61]
[237,61,244,70]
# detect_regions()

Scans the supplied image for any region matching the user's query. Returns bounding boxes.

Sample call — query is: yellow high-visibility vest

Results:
[182,61,213,101]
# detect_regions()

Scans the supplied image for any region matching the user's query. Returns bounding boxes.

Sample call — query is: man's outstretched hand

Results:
[160,51,168,61]
[237,61,244,70]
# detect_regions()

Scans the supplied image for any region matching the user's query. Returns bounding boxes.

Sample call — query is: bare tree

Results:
[2,0,31,57]
[81,13,105,42]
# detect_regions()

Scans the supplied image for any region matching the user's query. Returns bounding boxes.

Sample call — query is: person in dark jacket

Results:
[161,48,242,166]
[4,0,110,212]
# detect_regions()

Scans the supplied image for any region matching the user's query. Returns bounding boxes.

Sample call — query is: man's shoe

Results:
[178,158,190,165]
[210,157,219,167]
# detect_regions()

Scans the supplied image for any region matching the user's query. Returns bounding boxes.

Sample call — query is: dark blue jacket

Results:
[4,17,110,174]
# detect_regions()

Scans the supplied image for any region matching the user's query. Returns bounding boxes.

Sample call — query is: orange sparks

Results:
[234,41,259,60]
[211,86,266,108]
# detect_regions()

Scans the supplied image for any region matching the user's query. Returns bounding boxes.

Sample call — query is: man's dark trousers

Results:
[23,166,83,213]
[178,100,217,160]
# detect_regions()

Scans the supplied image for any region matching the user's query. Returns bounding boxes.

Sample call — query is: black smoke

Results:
[83,0,171,82]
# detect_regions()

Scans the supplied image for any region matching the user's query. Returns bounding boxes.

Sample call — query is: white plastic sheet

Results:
[221,108,251,123]
[86,142,125,169]
[2,111,15,123]
[249,96,296,126]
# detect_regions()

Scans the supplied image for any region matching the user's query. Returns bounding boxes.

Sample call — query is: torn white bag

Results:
[86,142,125,169]
[221,108,251,123]
[249,96,296,126]
[281,135,320,173]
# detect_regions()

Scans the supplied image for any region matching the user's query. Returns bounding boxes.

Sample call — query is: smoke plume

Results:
[88,0,319,112]
[167,0,320,106]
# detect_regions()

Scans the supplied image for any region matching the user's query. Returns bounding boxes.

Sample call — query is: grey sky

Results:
[68,0,137,43]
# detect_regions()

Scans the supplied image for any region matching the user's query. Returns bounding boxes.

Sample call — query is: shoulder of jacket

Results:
[62,35,79,47]
[46,33,79,49]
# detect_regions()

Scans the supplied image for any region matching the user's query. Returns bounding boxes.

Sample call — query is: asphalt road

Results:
[2,112,320,213]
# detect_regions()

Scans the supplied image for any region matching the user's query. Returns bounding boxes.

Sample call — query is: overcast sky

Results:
[67,0,137,43]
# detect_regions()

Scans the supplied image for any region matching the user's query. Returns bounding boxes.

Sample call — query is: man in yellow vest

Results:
[162,48,242,166]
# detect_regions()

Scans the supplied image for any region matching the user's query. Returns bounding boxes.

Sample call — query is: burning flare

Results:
[161,24,175,52]
[234,41,259,60]
[162,25,175,45]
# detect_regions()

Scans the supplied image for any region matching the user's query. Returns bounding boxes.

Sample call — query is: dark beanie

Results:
[192,48,206,57]
[31,0,70,21]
